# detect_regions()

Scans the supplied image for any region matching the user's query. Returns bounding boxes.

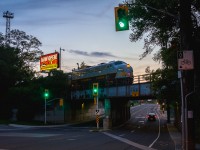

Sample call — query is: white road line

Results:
[135,117,146,119]
[103,132,156,150]
[118,134,125,137]
[148,112,161,148]
[67,139,76,141]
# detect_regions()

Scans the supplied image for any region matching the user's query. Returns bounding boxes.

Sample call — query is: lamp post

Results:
[60,47,65,70]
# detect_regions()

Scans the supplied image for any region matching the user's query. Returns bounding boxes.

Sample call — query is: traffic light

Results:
[44,89,49,98]
[93,83,98,96]
[114,5,129,31]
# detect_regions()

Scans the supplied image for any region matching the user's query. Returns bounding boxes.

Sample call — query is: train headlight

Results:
[127,64,130,68]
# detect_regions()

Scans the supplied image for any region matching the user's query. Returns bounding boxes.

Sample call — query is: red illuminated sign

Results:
[40,52,59,71]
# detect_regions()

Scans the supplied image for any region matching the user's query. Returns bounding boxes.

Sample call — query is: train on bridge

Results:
[70,61,153,100]
[71,60,133,89]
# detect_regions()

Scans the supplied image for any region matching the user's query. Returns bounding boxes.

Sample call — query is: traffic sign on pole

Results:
[177,51,194,70]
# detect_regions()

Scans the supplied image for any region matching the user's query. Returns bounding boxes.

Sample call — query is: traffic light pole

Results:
[44,97,64,124]
[93,83,99,129]
[96,96,99,129]
[44,97,47,124]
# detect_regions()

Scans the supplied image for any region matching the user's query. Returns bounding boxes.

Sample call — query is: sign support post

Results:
[96,96,99,129]
[177,50,194,150]
[44,96,47,124]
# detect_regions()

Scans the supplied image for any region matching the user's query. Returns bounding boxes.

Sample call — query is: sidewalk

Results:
[160,109,182,150]
[167,123,182,150]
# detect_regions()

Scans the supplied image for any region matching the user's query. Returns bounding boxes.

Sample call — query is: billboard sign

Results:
[40,52,59,71]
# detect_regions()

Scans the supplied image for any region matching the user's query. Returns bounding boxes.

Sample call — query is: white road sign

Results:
[95,109,100,115]
[177,51,194,70]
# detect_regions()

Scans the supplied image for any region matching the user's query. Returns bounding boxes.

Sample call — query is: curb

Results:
[9,124,68,128]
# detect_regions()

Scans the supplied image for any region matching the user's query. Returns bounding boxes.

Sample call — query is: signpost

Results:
[177,50,194,149]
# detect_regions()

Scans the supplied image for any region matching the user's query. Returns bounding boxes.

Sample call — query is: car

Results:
[147,112,157,121]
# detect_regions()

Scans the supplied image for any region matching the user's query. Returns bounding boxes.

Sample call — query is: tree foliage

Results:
[0,29,43,120]
[127,0,200,59]
[0,46,33,93]
[127,0,200,99]
[0,29,43,66]
[127,0,200,128]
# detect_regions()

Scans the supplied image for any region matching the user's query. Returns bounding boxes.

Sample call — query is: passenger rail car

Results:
[71,61,133,91]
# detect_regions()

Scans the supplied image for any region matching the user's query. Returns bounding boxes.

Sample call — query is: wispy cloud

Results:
[67,49,117,58]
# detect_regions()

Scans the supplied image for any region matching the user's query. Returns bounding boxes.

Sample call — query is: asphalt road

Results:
[105,103,175,150]
[0,103,175,150]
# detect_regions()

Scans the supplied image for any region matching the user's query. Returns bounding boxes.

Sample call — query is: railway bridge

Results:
[66,74,156,128]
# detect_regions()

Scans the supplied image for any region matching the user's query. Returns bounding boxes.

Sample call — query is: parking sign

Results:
[177,51,194,70]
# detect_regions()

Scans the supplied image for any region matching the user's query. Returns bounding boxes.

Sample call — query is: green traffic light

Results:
[44,93,49,97]
[93,89,97,93]
[115,6,129,31]
[117,18,128,30]
[93,83,98,96]
[44,89,49,98]
[119,21,125,28]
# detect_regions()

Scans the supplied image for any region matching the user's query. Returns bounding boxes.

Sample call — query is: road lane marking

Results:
[67,139,76,141]
[135,117,145,119]
[148,112,161,148]
[103,132,156,150]
[118,134,125,137]
[138,121,145,124]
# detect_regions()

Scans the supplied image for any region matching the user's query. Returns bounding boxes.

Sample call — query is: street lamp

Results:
[60,47,65,70]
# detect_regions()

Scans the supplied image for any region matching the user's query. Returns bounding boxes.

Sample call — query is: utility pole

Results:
[179,0,195,149]
[59,47,65,70]
[3,11,14,44]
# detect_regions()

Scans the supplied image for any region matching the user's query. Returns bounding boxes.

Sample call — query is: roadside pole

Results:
[44,89,49,124]
[179,71,185,149]
[96,96,99,129]
[93,83,99,129]
[44,96,47,124]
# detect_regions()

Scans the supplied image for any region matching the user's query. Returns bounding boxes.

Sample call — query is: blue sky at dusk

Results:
[0,0,161,75]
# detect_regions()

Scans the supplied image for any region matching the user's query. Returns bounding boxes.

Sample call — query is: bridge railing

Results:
[133,74,152,84]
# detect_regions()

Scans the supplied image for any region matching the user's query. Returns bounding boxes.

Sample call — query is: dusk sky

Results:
[0,0,161,75]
